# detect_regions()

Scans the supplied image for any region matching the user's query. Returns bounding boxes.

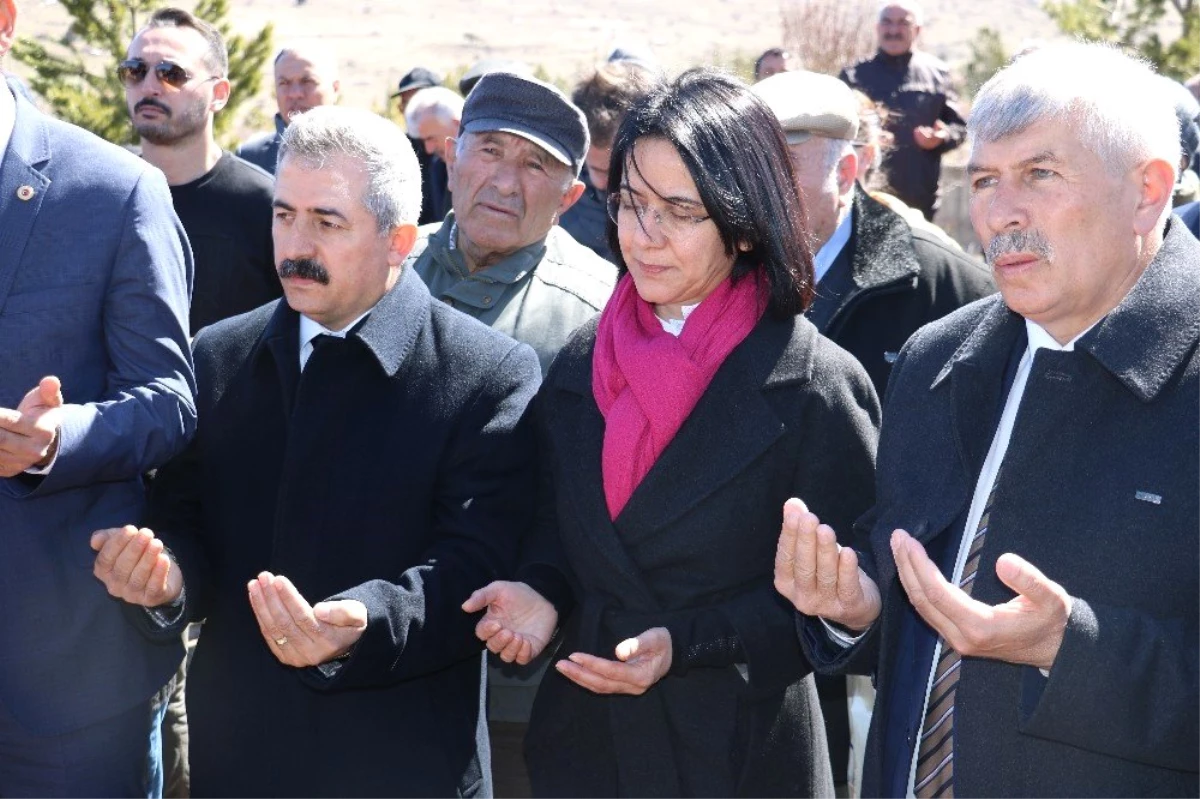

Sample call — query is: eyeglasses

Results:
[117,58,211,90]
[606,191,711,242]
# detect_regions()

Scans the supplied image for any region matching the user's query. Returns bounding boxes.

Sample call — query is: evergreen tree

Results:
[1043,0,1199,81]
[12,0,272,145]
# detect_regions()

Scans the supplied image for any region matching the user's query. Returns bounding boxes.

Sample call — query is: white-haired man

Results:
[405,85,464,222]
[840,1,966,220]
[777,42,1198,797]
[235,43,340,174]
[93,106,541,796]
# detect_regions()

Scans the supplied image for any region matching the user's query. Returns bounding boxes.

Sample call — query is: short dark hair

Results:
[606,68,814,317]
[571,61,659,147]
[754,47,791,80]
[143,7,228,77]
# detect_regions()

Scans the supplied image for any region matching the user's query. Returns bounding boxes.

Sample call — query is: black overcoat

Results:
[807,187,995,399]
[803,220,1200,797]
[148,268,541,797]
[524,311,881,797]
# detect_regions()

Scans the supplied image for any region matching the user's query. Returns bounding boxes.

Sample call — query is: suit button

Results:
[482,296,492,305]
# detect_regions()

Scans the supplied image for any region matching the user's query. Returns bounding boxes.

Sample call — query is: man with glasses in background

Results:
[839,1,966,221]
[122,7,279,336]
[120,11,279,794]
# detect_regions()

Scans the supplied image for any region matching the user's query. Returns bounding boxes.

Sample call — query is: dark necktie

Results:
[914,477,1000,798]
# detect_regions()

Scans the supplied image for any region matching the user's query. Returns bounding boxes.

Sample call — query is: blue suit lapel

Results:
[0,90,52,315]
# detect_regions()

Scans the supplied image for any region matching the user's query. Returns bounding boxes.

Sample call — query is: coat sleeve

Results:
[5,168,196,498]
[1016,596,1199,772]
[304,341,542,691]
[935,80,968,154]
[613,351,881,694]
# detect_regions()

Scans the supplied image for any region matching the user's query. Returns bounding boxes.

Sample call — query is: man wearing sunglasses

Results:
[0,0,196,795]
[122,7,280,336]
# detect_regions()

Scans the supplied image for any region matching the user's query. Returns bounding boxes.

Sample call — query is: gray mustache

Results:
[985,229,1054,264]
[278,258,330,285]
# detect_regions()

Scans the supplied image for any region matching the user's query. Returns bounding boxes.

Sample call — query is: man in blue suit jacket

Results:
[0,1,197,794]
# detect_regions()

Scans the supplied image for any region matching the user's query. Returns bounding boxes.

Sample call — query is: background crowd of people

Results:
[0,0,1198,796]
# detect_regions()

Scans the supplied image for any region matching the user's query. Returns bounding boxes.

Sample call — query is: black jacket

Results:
[840,51,967,218]
[803,220,1200,797]
[524,312,880,797]
[148,268,541,796]
[808,187,995,399]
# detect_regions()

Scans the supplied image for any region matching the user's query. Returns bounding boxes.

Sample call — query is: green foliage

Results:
[1043,0,1199,81]
[964,27,1010,98]
[12,0,272,146]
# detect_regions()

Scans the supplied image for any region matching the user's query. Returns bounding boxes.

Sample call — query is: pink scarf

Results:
[592,272,766,519]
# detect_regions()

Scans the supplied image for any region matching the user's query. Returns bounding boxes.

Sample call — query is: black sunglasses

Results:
[117,58,203,90]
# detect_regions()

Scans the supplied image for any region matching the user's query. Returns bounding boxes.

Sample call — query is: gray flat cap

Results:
[460,72,590,174]
[753,70,859,144]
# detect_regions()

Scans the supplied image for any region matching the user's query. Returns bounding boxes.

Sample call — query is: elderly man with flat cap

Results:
[756,70,994,401]
[408,71,616,376]
[408,70,615,795]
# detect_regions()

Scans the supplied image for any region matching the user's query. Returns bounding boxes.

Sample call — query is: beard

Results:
[132,95,209,146]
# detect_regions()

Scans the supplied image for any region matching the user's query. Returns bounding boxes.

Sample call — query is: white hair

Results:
[970,42,1179,185]
[404,86,465,132]
[278,106,422,230]
[879,1,923,25]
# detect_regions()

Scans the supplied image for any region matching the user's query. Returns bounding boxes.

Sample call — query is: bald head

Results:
[274,43,340,124]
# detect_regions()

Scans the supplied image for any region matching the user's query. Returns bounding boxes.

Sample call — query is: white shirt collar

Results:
[813,209,854,285]
[0,81,17,164]
[298,309,373,370]
[1024,318,1095,355]
[657,302,699,337]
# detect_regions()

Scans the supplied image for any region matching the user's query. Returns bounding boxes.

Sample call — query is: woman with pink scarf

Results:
[463,69,880,797]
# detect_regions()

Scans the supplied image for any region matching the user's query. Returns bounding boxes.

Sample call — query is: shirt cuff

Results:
[820,617,866,648]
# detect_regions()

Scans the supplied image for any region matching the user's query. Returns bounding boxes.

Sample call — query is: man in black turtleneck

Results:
[840,0,965,220]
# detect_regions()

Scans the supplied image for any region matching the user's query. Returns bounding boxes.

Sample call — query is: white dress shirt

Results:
[299,309,373,371]
[813,210,854,285]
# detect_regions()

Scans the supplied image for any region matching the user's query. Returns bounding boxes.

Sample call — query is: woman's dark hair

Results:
[605,68,814,317]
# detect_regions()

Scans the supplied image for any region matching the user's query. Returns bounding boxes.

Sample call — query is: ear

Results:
[386,222,420,266]
[836,149,859,197]
[556,179,586,217]
[0,0,17,59]
[210,77,231,112]
[1131,158,1175,238]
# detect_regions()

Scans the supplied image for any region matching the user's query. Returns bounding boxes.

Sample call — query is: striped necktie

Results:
[913,479,999,798]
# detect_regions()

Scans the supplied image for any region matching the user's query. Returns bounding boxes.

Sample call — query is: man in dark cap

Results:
[408,71,615,375]
[408,72,615,795]
[391,66,446,224]
[391,65,441,115]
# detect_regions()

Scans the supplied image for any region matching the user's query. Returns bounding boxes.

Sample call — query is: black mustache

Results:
[985,229,1055,264]
[135,98,171,116]
[278,258,331,285]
